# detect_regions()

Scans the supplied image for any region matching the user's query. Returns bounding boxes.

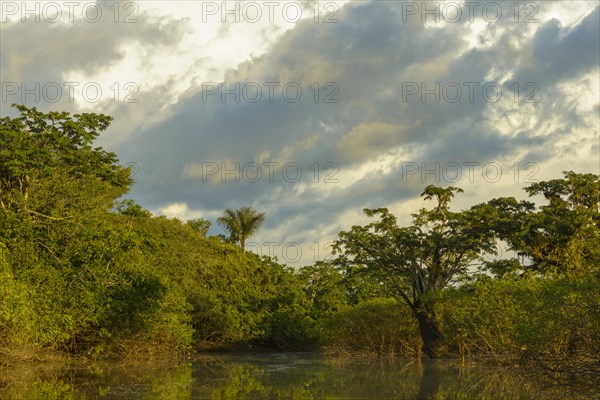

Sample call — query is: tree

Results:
[332,186,496,358]
[186,218,212,237]
[217,206,265,251]
[115,199,152,218]
[483,171,600,275]
[0,104,132,214]
[298,262,347,319]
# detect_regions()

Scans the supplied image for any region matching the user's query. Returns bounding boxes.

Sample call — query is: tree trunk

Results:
[414,307,449,359]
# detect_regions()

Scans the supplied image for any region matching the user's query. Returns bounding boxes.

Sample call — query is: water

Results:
[0,352,595,399]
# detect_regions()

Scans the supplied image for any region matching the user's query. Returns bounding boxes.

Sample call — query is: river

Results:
[0,352,595,399]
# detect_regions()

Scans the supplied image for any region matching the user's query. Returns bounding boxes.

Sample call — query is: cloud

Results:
[2,1,598,265]
[335,121,411,163]
[0,2,189,116]
[529,7,600,83]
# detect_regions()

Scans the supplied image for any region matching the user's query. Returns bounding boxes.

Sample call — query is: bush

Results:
[438,271,600,377]
[325,298,421,357]
[0,244,35,347]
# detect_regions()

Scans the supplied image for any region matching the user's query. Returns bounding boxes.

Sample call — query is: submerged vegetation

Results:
[1,106,598,390]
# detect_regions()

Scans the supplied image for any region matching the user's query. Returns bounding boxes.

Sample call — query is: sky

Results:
[1,0,599,266]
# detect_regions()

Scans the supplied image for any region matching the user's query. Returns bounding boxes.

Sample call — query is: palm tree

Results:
[217,206,265,251]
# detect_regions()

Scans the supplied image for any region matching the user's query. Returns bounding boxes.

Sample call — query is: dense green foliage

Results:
[437,272,599,375]
[0,105,598,393]
[0,106,315,358]
[325,298,421,357]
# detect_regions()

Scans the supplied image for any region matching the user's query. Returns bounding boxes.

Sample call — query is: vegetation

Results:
[437,271,600,379]
[332,186,496,357]
[0,106,312,359]
[217,207,265,250]
[0,105,598,393]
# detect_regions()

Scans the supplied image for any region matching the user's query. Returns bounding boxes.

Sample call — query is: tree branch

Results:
[26,209,68,221]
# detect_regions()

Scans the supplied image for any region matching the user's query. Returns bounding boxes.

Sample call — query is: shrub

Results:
[325,298,421,357]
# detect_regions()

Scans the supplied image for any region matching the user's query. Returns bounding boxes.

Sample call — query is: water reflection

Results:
[0,353,592,399]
